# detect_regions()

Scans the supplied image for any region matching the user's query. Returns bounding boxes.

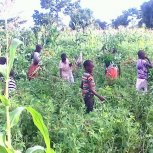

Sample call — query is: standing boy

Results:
[80,60,105,113]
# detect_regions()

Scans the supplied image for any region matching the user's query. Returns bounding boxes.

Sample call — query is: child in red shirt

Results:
[27,59,42,80]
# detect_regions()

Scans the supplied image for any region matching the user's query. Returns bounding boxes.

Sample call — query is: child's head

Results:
[0,57,6,65]
[83,60,94,73]
[33,58,39,65]
[35,44,42,53]
[138,50,145,59]
[9,70,15,78]
[112,48,117,54]
[61,53,67,63]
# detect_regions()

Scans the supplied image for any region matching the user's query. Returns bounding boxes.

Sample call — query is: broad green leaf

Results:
[0,145,7,153]
[25,146,45,153]
[8,38,23,73]
[0,95,10,106]
[26,107,54,153]
[10,107,25,128]
[0,145,14,153]
[0,132,6,147]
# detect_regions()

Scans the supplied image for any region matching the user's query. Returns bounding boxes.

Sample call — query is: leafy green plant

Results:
[0,38,54,153]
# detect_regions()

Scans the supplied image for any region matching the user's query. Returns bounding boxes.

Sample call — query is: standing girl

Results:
[136,50,153,92]
[59,53,74,83]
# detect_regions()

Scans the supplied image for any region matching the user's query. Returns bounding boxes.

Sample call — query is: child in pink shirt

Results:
[59,53,74,83]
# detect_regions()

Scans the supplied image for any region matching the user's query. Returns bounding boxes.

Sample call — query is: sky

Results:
[6,0,150,26]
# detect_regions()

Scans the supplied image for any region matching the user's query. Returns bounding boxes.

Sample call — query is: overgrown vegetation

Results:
[1,0,153,153]
[0,27,153,153]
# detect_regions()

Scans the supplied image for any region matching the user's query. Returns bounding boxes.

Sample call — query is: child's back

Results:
[27,59,41,80]
[136,59,149,80]
[136,50,153,92]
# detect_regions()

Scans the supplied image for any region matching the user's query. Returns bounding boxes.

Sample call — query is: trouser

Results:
[84,94,94,113]
[136,78,148,92]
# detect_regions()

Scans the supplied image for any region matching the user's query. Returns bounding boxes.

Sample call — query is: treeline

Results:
[32,0,153,30]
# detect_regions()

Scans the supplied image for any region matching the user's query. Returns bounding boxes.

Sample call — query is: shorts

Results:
[84,94,94,113]
[136,78,147,92]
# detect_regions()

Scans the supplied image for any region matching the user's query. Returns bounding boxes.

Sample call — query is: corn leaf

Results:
[0,95,10,106]
[8,38,23,73]
[26,107,54,153]
[0,145,14,153]
[0,132,6,147]
[0,145,7,153]
[9,107,25,128]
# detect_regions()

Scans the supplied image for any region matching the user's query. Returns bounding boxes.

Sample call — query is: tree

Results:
[112,8,140,28]
[64,0,94,31]
[95,19,107,30]
[141,0,153,28]
[33,10,54,26]
[40,0,71,24]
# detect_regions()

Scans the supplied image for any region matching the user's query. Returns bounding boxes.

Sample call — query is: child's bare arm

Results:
[88,81,105,101]
[145,57,153,68]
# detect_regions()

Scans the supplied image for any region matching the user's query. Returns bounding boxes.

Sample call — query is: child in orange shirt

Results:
[27,59,42,80]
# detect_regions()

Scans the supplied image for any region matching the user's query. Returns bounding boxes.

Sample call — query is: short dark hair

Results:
[35,44,42,52]
[61,53,66,59]
[83,60,92,68]
[138,50,145,59]
[0,57,6,65]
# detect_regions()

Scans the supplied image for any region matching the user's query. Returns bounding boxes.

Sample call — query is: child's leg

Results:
[84,95,94,113]
[69,72,74,83]
[136,79,143,91]
[136,79,148,92]
[143,80,148,92]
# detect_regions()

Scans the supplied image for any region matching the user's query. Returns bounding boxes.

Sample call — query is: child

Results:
[59,53,74,83]
[136,50,153,92]
[80,60,105,113]
[27,59,42,80]
[31,44,42,65]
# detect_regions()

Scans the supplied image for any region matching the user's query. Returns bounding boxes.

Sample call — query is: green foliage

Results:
[2,26,153,153]
[69,8,94,31]
[26,107,54,153]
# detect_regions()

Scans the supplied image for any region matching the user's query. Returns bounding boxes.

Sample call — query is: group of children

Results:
[0,43,152,113]
[58,49,153,113]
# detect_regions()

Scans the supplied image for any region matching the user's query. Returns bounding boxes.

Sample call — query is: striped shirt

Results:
[82,73,95,96]
[8,77,16,92]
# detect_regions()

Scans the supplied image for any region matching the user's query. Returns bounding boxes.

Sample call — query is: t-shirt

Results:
[27,64,40,80]
[33,52,40,61]
[8,77,16,91]
[32,52,42,65]
[136,59,152,80]
[82,72,95,97]
[59,58,73,81]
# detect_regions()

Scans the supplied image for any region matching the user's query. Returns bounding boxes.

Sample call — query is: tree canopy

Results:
[141,0,153,28]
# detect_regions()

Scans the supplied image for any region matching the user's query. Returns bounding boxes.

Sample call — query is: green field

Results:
[1,28,153,153]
